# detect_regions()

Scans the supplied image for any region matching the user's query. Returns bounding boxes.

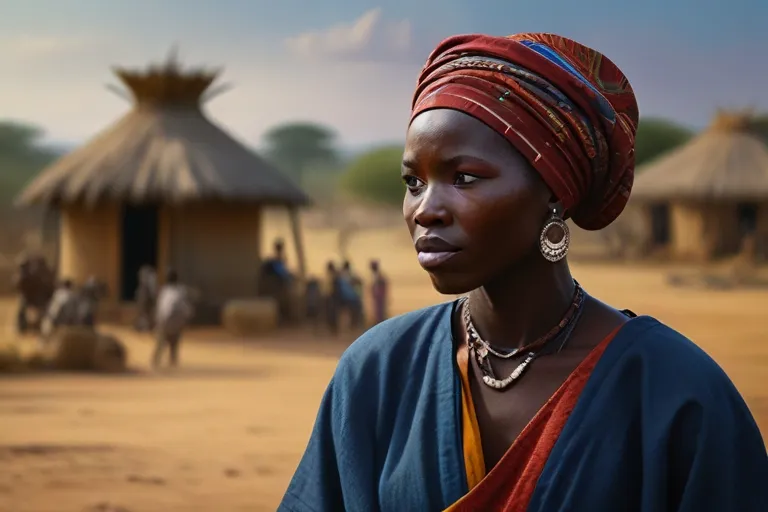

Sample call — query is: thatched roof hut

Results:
[16,54,310,314]
[17,55,308,206]
[631,111,768,260]
[633,112,768,201]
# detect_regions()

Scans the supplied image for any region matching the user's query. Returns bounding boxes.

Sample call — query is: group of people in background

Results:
[13,254,194,370]
[12,253,107,340]
[259,238,390,336]
[14,237,387,369]
[304,257,389,336]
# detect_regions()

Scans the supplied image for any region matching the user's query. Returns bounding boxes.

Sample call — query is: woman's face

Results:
[402,109,551,295]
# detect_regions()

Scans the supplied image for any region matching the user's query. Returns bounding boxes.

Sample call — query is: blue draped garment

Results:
[278,301,768,511]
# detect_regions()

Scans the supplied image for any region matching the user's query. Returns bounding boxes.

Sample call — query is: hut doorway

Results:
[737,203,758,238]
[120,204,159,301]
[649,203,671,246]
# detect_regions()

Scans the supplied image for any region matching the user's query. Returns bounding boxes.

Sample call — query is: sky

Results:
[1,0,767,150]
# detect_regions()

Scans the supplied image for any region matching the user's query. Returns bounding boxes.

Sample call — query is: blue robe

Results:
[278,301,768,511]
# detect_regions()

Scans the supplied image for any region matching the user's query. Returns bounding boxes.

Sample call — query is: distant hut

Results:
[15,54,310,316]
[631,111,768,261]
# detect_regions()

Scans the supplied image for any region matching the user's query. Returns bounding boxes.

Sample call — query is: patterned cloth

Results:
[411,33,639,230]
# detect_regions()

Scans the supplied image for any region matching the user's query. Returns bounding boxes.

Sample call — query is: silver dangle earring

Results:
[539,206,570,262]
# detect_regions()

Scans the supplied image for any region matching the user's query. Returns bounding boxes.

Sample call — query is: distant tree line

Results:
[0,121,60,207]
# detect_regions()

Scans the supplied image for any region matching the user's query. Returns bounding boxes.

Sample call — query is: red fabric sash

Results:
[446,327,619,511]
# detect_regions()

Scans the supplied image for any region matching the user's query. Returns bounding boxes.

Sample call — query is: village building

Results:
[16,55,309,320]
[631,112,768,261]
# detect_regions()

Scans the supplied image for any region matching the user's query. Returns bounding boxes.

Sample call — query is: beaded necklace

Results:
[462,281,586,390]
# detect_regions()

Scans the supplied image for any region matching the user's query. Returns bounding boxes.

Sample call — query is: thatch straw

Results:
[708,110,754,132]
[109,48,228,108]
[632,109,768,201]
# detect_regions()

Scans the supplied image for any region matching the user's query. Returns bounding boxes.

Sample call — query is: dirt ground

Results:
[1,224,767,511]
[0,326,353,512]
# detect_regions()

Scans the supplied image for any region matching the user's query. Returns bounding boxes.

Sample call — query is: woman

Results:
[279,33,768,511]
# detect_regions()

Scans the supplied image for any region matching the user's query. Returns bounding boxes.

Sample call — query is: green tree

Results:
[341,145,404,207]
[748,115,768,144]
[0,120,59,206]
[261,122,340,185]
[0,122,44,153]
[634,117,694,168]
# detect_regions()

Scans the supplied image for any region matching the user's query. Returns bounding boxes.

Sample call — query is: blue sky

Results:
[2,0,766,148]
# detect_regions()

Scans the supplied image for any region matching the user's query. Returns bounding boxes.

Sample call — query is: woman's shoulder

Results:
[620,316,721,366]
[334,301,456,377]
[609,316,745,405]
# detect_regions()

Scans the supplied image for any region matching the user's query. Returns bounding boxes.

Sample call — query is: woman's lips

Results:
[417,250,460,269]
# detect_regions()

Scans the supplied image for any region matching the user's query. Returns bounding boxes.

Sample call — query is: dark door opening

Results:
[120,204,159,301]
[737,203,758,237]
[650,203,670,246]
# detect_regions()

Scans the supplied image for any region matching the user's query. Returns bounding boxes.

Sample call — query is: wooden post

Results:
[43,206,61,275]
[288,207,306,280]
[157,205,171,287]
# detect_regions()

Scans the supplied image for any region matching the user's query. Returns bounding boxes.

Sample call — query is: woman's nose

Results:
[413,185,453,227]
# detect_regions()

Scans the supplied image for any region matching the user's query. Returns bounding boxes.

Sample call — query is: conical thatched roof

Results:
[632,111,768,201]
[16,53,309,207]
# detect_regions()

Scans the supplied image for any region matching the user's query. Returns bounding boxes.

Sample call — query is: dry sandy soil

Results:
[1,224,767,512]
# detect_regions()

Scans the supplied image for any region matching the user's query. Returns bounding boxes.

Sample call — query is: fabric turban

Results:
[410,33,639,231]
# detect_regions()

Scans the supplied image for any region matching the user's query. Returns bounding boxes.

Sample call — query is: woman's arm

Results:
[278,352,379,512]
[669,386,768,511]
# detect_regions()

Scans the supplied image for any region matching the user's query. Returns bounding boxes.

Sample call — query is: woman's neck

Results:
[467,258,575,350]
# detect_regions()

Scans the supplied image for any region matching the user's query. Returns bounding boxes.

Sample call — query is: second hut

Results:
[16,55,310,319]
[631,111,768,261]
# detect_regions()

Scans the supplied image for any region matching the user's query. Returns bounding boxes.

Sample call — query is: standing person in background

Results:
[369,259,389,325]
[342,260,364,298]
[340,260,364,328]
[152,268,193,368]
[78,275,108,327]
[134,265,158,332]
[324,261,341,336]
[259,239,294,325]
[263,239,292,280]
[13,253,55,334]
[41,279,78,341]
[304,277,323,335]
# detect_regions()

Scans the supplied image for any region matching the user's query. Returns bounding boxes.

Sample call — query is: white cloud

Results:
[0,14,426,149]
[0,35,90,61]
[284,8,413,63]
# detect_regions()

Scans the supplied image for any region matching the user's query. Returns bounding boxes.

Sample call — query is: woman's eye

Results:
[402,175,424,190]
[454,173,480,186]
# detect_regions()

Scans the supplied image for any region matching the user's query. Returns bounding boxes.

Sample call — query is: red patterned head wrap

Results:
[410,33,639,230]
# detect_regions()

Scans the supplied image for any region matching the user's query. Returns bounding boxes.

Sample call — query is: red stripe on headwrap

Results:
[410,33,639,230]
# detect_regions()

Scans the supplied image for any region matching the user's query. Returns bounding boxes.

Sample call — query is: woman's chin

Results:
[427,273,475,296]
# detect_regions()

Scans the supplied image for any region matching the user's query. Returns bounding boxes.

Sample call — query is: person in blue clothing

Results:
[339,260,364,329]
[259,239,294,324]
